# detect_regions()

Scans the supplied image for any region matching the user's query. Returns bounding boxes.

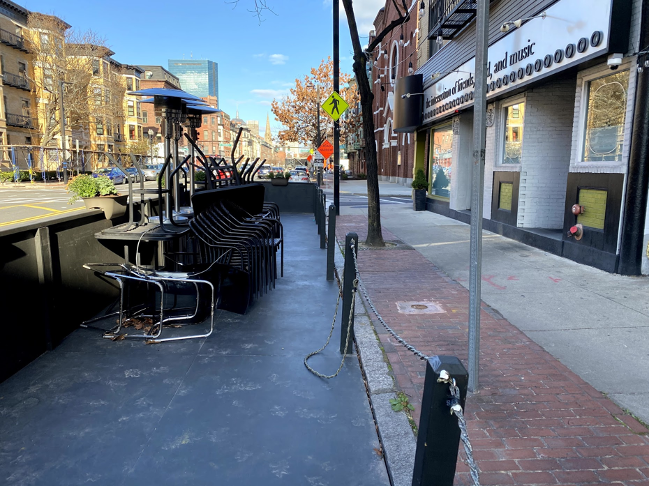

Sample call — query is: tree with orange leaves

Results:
[271,57,360,150]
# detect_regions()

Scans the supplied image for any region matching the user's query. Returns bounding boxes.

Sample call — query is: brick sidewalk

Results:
[337,216,648,486]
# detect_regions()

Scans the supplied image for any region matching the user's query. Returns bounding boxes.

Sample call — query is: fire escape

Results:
[427,0,492,40]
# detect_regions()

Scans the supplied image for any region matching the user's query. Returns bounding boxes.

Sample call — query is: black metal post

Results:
[320,200,327,249]
[327,204,336,280]
[314,186,319,225]
[59,80,68,185]
[333,0,340,215]
[316,189,322,233]
[412,356,469,486]
[340,232,358,354]
[619,0,648,275]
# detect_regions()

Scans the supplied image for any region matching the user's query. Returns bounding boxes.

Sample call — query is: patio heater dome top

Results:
[187,105,221,113]
[127,88,202,100]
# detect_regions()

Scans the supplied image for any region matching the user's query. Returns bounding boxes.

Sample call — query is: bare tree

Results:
[341,0,411,246]
[26,13,116,150]
[236,0,411,246]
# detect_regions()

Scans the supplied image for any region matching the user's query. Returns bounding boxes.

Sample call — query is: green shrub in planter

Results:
[357,173,367,180]
[411,169,428,190]
[66,174,117,204]
[195,171,206,182]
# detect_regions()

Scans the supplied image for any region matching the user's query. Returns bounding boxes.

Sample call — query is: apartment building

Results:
[0,0,37,156]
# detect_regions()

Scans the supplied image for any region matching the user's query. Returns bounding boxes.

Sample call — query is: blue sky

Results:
[21,0,385,137]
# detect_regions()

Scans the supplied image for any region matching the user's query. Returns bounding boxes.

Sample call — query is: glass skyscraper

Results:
[167,59,219,105]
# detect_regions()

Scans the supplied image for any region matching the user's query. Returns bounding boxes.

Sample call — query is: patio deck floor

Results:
[0,214,389,486]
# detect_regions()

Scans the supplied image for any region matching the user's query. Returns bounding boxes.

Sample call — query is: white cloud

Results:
[269,54,289,65]
[252,53,266,58]
[251,88,288,99]
[324,0,387,37]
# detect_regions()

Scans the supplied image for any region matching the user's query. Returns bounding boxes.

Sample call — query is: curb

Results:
[334,239,417,486]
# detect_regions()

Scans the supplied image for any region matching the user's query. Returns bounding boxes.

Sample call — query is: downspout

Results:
[618,0,649,275]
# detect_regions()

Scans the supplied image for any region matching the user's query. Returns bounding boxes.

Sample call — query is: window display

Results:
[583,71,629,162]
[429,126,452,200]
[503,102,525,164]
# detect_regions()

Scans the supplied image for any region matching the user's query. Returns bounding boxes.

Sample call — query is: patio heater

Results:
[185,104,221,197]
[127,88,201,225]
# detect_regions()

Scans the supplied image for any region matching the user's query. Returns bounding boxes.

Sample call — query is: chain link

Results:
[354,241,481,485]
[439,373,480,486]
[304,265,358,379]
[350,244,430,361]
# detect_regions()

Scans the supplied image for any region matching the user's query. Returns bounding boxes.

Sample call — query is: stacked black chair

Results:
[190,184,283,313]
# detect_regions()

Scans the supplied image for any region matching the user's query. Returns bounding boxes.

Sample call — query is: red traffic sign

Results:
[307,154,313,162]
[317,140,334,160]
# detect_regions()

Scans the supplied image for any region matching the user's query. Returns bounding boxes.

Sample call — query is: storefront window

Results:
[582,71,628,162]
[429,126,452,199]
[503,102,525,164]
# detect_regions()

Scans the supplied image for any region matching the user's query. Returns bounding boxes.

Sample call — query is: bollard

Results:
[316,189,322,233]
[340,232,358,354]
[326,205,336,280]
[314,187,319,226]
[320,209,327,249]
[412,356,469,486]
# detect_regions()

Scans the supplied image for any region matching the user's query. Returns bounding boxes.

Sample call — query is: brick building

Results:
[368,0,418,186]
[395,0,647,274]
[138,64,180,145]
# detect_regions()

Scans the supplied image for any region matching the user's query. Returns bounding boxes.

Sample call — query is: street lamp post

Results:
[59,80,72,184]
[148,129,154,164]
[307,82,322,183]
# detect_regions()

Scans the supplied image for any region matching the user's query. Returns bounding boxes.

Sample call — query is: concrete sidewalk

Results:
[328,177,649,425]
[325,176,648,485]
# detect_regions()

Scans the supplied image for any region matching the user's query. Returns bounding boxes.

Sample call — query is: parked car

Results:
[294,165,309,176]
[142,164,164,181]
[289,170,310,183]
[93,167,125,185]
[124,167,141,183]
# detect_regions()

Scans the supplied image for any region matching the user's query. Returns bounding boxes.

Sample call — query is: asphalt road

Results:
[0,180,157,230]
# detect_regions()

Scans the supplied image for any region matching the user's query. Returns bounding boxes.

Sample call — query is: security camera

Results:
[500,23,511,33]
[607,53,623,70]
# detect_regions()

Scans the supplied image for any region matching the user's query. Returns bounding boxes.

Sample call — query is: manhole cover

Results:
[396,301,444,314]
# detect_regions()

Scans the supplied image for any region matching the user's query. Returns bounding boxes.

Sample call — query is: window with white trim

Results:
[581,70,629,162]
[502,101,525,165]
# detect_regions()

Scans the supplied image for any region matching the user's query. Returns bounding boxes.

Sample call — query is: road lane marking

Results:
[0,207,85,227]
[23,204,64,212]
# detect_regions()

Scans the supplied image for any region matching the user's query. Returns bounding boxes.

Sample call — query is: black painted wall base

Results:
[425,198,621,274]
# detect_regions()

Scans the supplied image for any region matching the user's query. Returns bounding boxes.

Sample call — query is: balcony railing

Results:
[2,71,31,91]
[428,0,493,40]
[6,112,34,129]
[0,28,27,51]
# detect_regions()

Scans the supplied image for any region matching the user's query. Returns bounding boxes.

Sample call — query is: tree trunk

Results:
[342,0,385,247]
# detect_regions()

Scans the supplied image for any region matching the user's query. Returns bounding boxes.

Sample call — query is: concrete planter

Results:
[413,189,427,211]
[271,178,289,186]
[83,195,128,219]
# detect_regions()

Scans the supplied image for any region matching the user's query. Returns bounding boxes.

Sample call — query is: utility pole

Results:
[59,80,68,184]
[468,0,489,393]
[316,85,321,147]
[333,0,340,215]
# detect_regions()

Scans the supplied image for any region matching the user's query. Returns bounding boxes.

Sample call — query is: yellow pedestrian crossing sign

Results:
[321,91,349,122]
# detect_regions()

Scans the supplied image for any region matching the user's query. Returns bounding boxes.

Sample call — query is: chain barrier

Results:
[438,371,480,486]
[350,245,430,361]
[352,241,481,484]
[303,266,358,379]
